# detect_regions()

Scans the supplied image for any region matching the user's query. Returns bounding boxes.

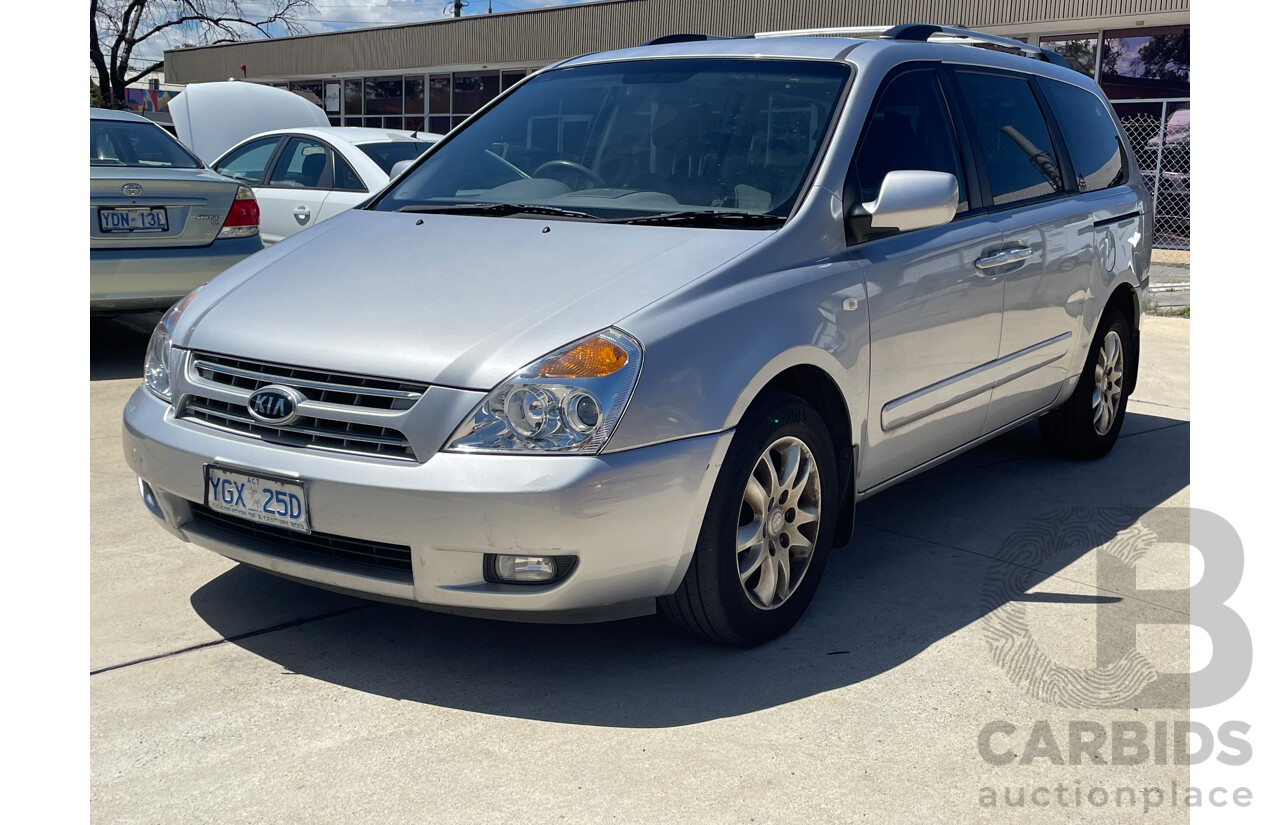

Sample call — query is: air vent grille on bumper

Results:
[188,504,413,581]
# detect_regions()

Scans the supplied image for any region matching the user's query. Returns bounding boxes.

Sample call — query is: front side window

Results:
[268,137,332,189]
[376,58,851,225]
[214,137,281,185]
[955,71,1065,206]
[851,69,968,213]
[90,119,201,169]
[1040,80,1127,192]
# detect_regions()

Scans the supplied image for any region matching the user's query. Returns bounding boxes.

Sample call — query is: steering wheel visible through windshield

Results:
[374,58,851,226]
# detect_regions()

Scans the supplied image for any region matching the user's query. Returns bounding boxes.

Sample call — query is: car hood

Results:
[181,209,768,389]
[170,81,329,163]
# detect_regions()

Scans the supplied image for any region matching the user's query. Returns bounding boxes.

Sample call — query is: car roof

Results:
[90,108,153,123]
[553,30,1083,84]
[558,36,864,68]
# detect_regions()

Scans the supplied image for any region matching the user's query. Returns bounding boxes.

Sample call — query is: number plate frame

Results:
[204,465,311,534]
[98,207,169,232]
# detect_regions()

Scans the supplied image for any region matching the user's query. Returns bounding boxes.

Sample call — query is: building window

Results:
[344,79,363,116]
[365,76,403,115]
[405,76,425,115]
[289,80,324,107]
[500,70,526,91]
[1037,34,1098,77]
[453,71,499,115]
[1099,26,1189,100]
[429,75,451,114]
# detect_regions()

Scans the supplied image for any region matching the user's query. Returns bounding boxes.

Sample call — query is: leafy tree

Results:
[90,0,315,107]
[1138,31,1190,81]
[91,81,105,107]
[1052,40,1095,77]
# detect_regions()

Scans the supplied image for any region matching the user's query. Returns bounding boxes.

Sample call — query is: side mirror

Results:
[851,170,959,241]
[389,159,414,179]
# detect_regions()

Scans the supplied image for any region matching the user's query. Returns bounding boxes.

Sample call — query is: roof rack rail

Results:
[753,23,1070,68]
[643,33,729,46]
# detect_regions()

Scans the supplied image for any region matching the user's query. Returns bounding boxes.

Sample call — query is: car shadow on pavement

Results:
[190,412,1189,728]
[91,313,161,381]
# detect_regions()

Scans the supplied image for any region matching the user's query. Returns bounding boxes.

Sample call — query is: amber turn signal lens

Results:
[538,337,629,378]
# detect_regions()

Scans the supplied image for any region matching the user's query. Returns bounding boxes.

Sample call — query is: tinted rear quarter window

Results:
[954,71,1065,206]
[1040,79,1128,192]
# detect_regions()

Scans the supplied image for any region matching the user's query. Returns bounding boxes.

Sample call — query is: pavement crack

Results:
[89,604,372,675]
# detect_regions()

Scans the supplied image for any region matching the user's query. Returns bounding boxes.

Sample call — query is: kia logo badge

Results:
[122,183,143,197]
[247,385,304,426]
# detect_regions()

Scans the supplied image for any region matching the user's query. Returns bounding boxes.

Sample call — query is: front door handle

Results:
[975,245,1034,271]
[1001,245,1033,264]
[975,250,1009,270]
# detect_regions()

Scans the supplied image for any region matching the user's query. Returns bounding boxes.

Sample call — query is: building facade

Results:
[163,0,1190,250]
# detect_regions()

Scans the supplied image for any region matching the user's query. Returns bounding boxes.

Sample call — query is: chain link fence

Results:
[1117,100,1190,269]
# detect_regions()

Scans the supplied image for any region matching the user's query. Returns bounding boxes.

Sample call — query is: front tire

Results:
[1039,307,1135,459]
[660,392,838,646]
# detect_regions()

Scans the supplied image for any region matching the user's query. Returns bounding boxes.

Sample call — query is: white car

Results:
[211,127,441,244]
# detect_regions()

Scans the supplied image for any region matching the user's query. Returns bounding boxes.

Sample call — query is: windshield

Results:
[375,58,850,224]
[90,119,201,168]
[357,140,438,174]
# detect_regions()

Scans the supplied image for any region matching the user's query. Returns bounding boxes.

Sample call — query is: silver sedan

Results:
[90,108,262,312]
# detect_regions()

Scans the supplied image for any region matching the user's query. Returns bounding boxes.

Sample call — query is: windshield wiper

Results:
[395,202,599,220]
[610,210,786,228]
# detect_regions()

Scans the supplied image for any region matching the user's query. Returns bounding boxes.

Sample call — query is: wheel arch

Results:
[1102,281,1141,394]
[727,354,858,509]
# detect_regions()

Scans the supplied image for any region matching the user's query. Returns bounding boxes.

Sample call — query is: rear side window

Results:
[954,71,1065,206]
[852,69,968,213]
[334,153,366,191]
[1040,79,1127,192]
[215,138,280,185]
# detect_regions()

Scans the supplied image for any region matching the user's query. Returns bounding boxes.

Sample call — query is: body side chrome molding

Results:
[881,331,1072,431]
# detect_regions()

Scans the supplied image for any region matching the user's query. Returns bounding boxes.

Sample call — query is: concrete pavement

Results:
[90,316,1192,824]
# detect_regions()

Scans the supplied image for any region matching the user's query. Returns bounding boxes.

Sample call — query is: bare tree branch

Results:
[91,0,316,107]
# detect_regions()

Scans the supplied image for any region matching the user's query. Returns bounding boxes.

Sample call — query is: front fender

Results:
[605,259,870,454]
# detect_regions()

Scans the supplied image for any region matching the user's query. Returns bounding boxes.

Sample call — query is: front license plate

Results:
[205,466,310,534]
[99,207,168,232]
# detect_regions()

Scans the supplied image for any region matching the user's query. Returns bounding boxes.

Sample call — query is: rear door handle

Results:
[293,206,311,225]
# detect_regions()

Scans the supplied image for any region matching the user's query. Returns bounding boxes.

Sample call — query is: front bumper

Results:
[90,234,263,312]
[123,387,732,622]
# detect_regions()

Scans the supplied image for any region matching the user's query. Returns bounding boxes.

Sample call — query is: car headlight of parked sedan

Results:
[143,287,202,402]
[446,328,642,454]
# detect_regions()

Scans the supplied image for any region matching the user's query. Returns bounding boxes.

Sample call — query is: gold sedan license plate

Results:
[205,466,310,534]
[99,207,168,232]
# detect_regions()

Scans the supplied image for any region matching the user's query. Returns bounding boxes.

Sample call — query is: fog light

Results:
[137,477,163,518]
[485,553,578,585]
[495,555,558,582]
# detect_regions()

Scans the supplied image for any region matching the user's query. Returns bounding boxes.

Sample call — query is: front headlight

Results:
[446,328,642,454]
[143,288,202,402]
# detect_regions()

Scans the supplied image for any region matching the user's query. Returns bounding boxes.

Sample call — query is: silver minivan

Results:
[123,25,1149,646]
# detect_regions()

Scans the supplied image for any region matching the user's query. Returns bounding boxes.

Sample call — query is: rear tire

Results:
[1039,307,1134,459]
[659,392,837,646]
